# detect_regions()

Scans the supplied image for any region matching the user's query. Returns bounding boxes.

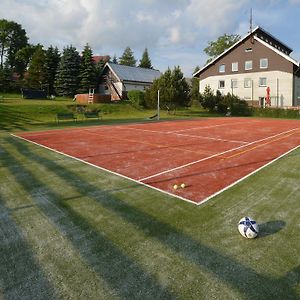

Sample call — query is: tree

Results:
[119,47,136,66]
[190,66,200,101]
[26,46,46,89]
[0,19,28,69]
[44,46,60,95]
[14,44,40,77]
[144,66,190,108]
[0,65,13,92]
[139,48,152,69]
[171,66,189,106]
[200,85,216,111]
[112,54,118,64]
[78,44,97,93]
[55,45,81,96]
[204,34,241,64]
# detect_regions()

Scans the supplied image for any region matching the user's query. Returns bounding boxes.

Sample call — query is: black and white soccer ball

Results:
[238,217,259,239]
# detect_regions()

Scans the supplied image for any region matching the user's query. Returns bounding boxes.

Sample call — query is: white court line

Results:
[139,127,300,182]
[168,120,260,133]
[10,134,196,206]
[196,144,300,206]
[121,126,248,144]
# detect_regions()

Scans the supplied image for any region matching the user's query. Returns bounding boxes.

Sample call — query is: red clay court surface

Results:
[15,117,300,205]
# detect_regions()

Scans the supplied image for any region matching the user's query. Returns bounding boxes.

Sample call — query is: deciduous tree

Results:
[204,34,240,64]
[0,19,28,69]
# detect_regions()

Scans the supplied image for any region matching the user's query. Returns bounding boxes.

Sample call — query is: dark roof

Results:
[193,26,299,78]
[107,63,161,83]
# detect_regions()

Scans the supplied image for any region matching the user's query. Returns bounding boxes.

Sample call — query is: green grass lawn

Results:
[0,96,300,299]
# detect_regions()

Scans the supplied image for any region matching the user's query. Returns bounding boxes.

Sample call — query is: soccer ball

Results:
[238,217,259,239]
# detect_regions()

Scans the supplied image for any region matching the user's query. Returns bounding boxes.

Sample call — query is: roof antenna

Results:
[249,8,253,33]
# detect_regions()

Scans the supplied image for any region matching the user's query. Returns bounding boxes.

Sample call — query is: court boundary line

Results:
[11,133,196,206]
[120,125,249,144]
[11,123,300,207]
[139,127,300,182]
[196,144,300,206]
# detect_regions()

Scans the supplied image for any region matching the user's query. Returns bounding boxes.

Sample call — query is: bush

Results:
[251,107,300,119]
[127,90,145,108]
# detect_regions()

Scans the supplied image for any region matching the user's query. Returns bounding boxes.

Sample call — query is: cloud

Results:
[1,0,299,76]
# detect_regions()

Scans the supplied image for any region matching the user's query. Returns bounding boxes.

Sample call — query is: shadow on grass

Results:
[6,136,300,299]
[258,220,286,238]
[1,143,176,299]
[0,194,58,299]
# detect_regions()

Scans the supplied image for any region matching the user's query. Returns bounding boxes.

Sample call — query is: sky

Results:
[2,0,300,77]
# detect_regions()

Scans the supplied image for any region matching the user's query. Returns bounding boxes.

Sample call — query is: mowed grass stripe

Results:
[0,144,121,299]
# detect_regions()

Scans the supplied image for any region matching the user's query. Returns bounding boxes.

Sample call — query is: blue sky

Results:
[1,0,300,76]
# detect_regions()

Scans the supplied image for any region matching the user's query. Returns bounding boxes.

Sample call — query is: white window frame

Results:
[244,78,252,88]
[245,60,253,70]
[259,77,267,87]
[231,79,238,89]
[218,80,225,89]
[260,58,268,69]
[245,48,253,52]
[219,64,225,73]
[231,62,238,72]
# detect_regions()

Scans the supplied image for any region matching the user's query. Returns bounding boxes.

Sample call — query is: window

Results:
[231,79,238,88]
[245,60,253,70]
[245,48,252,52]
[260,58,268,69]
[259,77,267,87]
[219,64,225,73]
[232,62,238,72]
[244,78,252,88]
[218,80,225,89]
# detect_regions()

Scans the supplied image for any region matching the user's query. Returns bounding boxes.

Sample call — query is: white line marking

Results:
[139,127,300,182]
[196,144,300,206]
[168,120,260,133]
[122,126,248,144]
[10,134,196,206]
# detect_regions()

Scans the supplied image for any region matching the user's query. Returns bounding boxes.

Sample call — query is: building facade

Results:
[194,27,300,107]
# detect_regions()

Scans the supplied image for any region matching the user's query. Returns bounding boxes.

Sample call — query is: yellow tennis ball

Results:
[173,184,178,190]
[181,183,186,189]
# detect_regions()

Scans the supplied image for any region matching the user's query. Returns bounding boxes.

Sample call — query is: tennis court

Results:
[15,117,300,205]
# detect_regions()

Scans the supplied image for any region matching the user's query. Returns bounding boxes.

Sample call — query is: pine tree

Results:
[44,45,60,95]
[112,54,118,64]
[171,66,189,106]
[55,45,80,96]
[139,48,152,69]
[190,66,200,102]
[119,47,136,66]
[78,44,97,94]
[0,65,13,92]
[26,46,46,89]
[144,66,190,108]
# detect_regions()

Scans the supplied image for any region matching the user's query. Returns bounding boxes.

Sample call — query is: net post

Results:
[157,89,160,121]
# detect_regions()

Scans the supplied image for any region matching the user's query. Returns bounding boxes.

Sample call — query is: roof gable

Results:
[105,63,161,83]
[193,26,299,77]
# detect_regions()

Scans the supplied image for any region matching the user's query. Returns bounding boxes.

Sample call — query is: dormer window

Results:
[219,64,225,73]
